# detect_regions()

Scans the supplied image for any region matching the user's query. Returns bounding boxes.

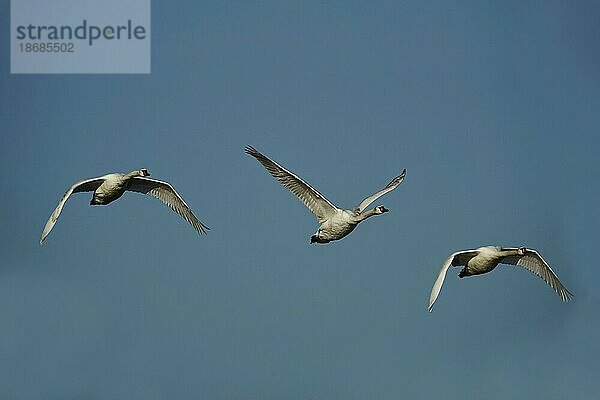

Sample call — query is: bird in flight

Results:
[428,246,573,312]
[245,145,406,244]
[40,169,208,245]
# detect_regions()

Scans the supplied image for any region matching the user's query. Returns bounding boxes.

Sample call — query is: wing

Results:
[354,169,406,213]
[127,177,209,235]
[40,177,105,245]
[245,145,339,224]
[500,249,573,302]
[428,250,478,312]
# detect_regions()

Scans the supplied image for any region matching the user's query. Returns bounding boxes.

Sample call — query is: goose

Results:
[428,246,573,312]
[40,169,209,244]
[245,145,406,244]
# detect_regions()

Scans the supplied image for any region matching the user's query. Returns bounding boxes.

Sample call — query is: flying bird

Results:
[245,145,406,244]
[428,246,573,312]
[40,169,208,244]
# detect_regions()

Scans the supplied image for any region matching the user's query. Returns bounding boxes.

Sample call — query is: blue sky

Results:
[1,1,599,398]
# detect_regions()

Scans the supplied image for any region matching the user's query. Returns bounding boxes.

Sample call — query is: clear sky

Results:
[1,1,599,398]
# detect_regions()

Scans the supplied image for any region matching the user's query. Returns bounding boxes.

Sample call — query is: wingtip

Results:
[244,145,258,155]
[195,224,210,235]
[385,169,407,188]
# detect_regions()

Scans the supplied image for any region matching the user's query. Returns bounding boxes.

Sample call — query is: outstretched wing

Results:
[40,177,105,245]
[127,177,209,235]
[354,169,406,213]
[428,250,478,312]
[500,248,573,302]
[245,145,339,224]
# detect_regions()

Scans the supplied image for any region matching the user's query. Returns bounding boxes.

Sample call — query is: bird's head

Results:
[517,247,527,255]
[375,205,389,214]
[139,168,150,177]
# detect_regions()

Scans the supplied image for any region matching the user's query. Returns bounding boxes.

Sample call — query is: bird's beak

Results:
[381,207,389,213]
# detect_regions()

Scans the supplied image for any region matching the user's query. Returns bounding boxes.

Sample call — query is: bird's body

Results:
[428,246,573,312]
[245,145,406,244]
[458,245,505,277]
[90,173,131,205]
[311,207,397,243]
[310,209,358,244]
[40,169,208,245]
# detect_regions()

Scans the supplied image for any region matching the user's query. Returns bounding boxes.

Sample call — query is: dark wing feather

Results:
[245,145,338,224]
[128,177,209,235]
[500,249,573,301]
[452,251,479,267]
